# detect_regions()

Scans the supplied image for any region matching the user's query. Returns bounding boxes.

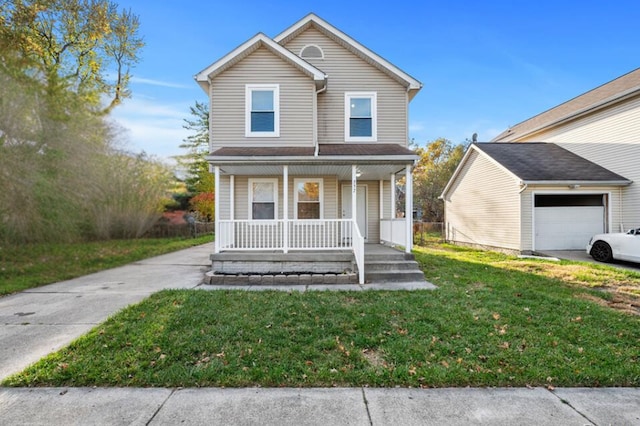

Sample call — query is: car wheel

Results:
[590,241,613,262]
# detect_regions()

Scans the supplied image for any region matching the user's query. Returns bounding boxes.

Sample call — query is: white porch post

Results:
[390,172,395,243]
[214,165,220,254]
[405,165,413,253]
[229,175,235,220]
[390,173,396,219]
[283,165,289,253]
[351,165,357,223]
[379,179,384,220]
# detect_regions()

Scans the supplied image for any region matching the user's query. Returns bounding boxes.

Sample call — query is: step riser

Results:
[365,255,410,262]
[365,262,419,271]
[365,271,426,283]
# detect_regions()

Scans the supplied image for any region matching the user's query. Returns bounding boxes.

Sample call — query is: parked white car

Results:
[586,228,640,263]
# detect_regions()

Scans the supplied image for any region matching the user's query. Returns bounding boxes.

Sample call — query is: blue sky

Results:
[111,0,640,162]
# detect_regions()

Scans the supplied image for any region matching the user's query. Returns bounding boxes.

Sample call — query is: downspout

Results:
[314,83,327,156]
[518,182,528,194]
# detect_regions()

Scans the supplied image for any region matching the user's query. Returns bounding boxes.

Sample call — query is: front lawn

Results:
[4,243,639,388]
[0,235,212,296]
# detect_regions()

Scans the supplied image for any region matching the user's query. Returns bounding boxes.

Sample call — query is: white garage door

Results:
[534,194,605,250]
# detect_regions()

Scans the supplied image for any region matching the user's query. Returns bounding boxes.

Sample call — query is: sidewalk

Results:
[1,243,638,425]
[0,386,638,425]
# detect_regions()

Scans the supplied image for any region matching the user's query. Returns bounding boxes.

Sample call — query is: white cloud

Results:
[409,122,425,132]
[130,76,193,89]
[111,97,193,162]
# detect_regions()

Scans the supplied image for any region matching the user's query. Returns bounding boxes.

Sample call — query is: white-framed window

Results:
[245,84,280,137]
[294,178,323,219]
[345,92,377,142]
[249,178,278,220]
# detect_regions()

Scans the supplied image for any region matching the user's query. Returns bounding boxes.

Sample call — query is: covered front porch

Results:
[210,145,418,284]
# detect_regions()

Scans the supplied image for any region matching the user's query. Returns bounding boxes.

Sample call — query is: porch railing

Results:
[217,219,364,283]
[380,218,407,247]
[352,222,365,285]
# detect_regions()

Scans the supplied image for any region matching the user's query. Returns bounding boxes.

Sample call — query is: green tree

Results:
[176,101,210,192]
[0,0,143,112]
[176,101,214,220]
[0,1,158,243]
[413,138,467,222]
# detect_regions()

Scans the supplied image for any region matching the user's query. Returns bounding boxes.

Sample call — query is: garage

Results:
[534,194,606,250]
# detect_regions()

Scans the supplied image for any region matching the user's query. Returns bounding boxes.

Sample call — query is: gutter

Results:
[521,180,632,187]
[206,154,419,164]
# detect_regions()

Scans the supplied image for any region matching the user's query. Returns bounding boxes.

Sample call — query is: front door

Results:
[342,184,367,240]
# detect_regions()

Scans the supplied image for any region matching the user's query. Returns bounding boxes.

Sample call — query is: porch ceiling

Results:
[216,163,409,180]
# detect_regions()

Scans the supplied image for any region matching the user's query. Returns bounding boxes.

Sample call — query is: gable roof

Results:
[194,33,327,93]
[442,142,631,198]
[493,68,640,141]
[274,13,423,99]
[474,143,630,182]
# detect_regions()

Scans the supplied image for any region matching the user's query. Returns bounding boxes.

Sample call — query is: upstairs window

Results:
[294,179,323,219]
[246,84,280,137]
[345,92,377,141]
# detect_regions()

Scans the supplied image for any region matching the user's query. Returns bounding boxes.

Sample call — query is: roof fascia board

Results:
[494,86,640,142]
[206,155,417,163]
[274,13,422,92]
[523,180,632,186]
[194,33,327,93]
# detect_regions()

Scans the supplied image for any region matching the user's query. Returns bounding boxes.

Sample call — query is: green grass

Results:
[0,235,212,296]
[4,242,639,388]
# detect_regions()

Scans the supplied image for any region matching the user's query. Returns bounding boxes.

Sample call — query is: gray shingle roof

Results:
[475,142,630,182]
[210,144,416,158]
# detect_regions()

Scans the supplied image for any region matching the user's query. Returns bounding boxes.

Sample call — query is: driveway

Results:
[540,250,640,272]
[0,243,213,380]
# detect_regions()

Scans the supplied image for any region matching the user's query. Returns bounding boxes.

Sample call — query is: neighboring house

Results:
[442,68,640,253]
[194,14,423,283]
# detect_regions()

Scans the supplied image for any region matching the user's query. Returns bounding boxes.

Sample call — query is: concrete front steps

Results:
[203,245,427,286]
[364,250,426,284]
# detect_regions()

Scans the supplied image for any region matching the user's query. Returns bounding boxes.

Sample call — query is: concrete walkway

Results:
[1,386,638,425]
[1,243,639,425]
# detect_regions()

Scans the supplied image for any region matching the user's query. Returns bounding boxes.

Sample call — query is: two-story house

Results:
[442,68,639,254]
[194,14,424,284]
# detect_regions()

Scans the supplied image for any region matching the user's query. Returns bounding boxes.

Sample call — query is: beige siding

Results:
[218,175,231,220]
[366,181,380,242]
[515,97,640,231]
[444,150,522,250]
[210,47,315,149]
[284,27,408,145]
[519,186,623,252]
